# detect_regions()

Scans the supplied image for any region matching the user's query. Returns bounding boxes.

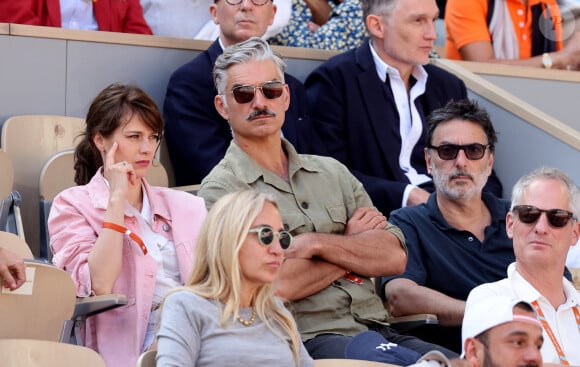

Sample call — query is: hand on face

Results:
[103,141,137,199]
[345,207,388,235]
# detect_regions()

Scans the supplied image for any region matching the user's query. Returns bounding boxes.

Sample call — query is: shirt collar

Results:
[217,37,226,51]
[369,40,428,84]
[508,262,580,307]
[225,139,321,186]
[427,191,508,230]
[91,168,170,222]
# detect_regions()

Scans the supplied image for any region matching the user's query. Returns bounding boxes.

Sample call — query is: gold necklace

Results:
[237,307,257,326]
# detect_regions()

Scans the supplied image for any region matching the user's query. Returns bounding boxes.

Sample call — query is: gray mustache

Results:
[247,109,276,121]
[450,170,474,180]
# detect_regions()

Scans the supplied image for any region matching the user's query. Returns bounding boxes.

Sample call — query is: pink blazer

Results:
[49,170,206,367]
[0,0,152,34]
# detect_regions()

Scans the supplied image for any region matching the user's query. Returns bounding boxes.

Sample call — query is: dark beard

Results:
[482,345,538,367]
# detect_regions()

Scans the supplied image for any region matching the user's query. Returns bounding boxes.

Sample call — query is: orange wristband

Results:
[102,221,148,255]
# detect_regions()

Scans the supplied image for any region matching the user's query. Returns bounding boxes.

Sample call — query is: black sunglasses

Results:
[248,225,293,249]
[428,143,490,160]
[230,81,285,104]
[512,205,576,228]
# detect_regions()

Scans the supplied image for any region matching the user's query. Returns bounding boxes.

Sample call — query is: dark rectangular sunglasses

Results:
[248,225,293,249]
[230,81,285,104]
[428,143,490,160]
[512,205,576,228]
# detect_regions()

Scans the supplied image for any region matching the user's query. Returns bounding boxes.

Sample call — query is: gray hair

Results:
[213,37,286,97]
[510,167,580,220]
[361,0,399,23]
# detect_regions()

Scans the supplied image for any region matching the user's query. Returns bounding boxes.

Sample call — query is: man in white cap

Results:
[410,296,544,367]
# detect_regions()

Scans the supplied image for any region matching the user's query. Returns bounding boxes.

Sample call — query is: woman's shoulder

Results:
[165,288,215,309]
[52,183,94,206]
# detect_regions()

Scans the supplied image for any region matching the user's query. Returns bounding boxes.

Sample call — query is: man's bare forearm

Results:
[386,278,465,326]
[307,229,407,277]
[276,257,345,301]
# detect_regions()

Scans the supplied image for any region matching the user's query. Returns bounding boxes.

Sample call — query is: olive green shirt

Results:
[198,139,406,341]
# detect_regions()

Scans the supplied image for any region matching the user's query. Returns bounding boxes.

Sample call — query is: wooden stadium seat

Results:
[1,115,85,255]
[0,255,127,346]
[137,352,403,367]
[0,231,33,259]
[0,150,24,238]
[0,338,106,367]
[39,150,76,262]
[136,349,157,367]
[0,261,77,341]
[0,150,13,204]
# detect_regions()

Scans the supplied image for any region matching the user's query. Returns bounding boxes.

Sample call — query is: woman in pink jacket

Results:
[48,83,207,367]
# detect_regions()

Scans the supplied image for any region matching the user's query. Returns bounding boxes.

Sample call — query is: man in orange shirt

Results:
[0,0,151,34]
[445,0,580,70]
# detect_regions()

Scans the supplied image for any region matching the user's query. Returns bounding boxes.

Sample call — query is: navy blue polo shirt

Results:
[379,191,515,301]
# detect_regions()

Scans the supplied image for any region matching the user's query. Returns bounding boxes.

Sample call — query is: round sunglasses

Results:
[428,143,490,160]
[512,205,576,228]
[230,81,285,104]
[248,225,293,249]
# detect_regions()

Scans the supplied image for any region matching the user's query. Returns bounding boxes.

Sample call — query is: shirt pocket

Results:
[319,202,347,234]
[282,211,307,234]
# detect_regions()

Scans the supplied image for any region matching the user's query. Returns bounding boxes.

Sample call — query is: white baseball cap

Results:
[461,296,542,357]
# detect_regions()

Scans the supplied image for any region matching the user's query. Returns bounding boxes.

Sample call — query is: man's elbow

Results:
[384,246,407,276]
[384,280,412,316]
[274,270,304,301]
[275,281,302,302]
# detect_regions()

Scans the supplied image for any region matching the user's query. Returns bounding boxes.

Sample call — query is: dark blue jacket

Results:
[305,40,502,215]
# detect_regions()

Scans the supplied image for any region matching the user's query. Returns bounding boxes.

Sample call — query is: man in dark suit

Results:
[305,0,502,216]
[163,0,317,186]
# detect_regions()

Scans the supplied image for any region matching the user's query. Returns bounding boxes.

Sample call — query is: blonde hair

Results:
[170,190,301,365]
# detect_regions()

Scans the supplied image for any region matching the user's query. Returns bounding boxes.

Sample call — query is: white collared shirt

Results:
[467,262,580,364]
[369,42,432,208]
[60,0,98,30]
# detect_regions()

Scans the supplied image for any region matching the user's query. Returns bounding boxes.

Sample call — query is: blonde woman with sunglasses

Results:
[156,190,313,367]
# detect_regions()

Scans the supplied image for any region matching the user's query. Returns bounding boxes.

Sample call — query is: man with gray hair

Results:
[198,37,456,360]
[163,0,320,186]
[304,0,502,216]
[467,167,580,364]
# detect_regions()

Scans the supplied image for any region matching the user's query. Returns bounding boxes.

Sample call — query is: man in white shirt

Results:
[466,166,580,365]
